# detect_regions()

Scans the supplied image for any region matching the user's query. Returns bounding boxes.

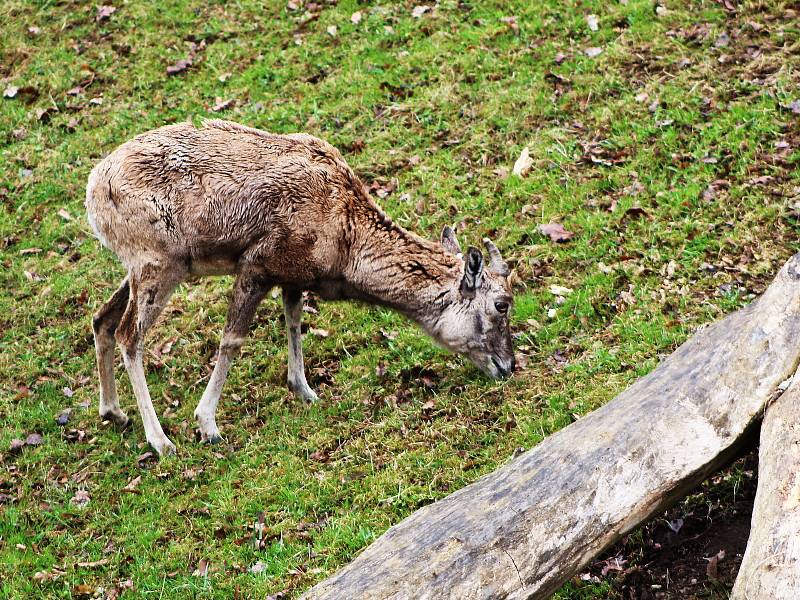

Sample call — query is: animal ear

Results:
[482,238,510,276]
[461,246,484,295]
[441,225,462,256]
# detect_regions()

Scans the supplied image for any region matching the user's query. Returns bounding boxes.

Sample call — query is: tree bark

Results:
[303,252,800,600]
[731,369,800,600]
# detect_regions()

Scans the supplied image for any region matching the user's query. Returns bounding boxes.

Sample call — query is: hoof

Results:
[150,437,177,456]
[288,380,318,403]
[196,425,223,445]
[100,411,130,429]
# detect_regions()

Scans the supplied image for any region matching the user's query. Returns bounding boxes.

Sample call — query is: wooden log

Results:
[731,369,800,600]
[303,253,800,600]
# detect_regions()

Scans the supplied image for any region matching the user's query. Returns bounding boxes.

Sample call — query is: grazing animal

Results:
[86,119,515,455]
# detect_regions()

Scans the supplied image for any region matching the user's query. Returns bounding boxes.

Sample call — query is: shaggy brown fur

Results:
[86,119,514,455]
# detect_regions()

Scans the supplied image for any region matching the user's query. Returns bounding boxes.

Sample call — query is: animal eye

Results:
[494,301,509,314]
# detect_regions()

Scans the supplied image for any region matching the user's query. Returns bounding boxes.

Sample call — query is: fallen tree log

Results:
[731,368,800,600]
[303,252,800,600]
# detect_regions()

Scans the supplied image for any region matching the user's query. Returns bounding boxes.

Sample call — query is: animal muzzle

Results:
[489,355,515,378]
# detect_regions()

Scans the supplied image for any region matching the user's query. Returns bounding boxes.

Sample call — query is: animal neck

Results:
[344,201,461,331]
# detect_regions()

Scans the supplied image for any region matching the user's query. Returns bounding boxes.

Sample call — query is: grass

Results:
[1,0,798,598]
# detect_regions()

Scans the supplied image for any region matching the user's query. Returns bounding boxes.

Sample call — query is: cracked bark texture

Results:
[732,366,800,600]
[303,252,800,600]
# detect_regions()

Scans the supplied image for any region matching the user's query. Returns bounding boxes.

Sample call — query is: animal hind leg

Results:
[116,261,186,455]
[282,288,317,402]
[194,269,271,443]
[92,277,130,427]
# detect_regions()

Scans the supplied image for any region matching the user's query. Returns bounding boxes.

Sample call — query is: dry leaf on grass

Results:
[192,558,210,577]
[512,146,533,177]
[96,5,116,21]
[412,5,432,18]
[538,222,575,243]
[71,489,90,507]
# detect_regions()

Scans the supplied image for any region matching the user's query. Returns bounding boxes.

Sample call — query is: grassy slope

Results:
[0,0,797,598]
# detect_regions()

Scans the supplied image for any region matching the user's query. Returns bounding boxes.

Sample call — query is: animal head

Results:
[432,226,516,378]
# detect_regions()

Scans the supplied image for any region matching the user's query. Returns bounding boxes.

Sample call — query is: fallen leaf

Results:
[33,568,66,582]
[554,52,567,65]
[192,558,209,577]
[122,475,142,493]
[584,47,603,58]
[715,32,730,47]
[310,449,329,462]
[4,85,39,103]
[350,10,362,24]
[212,97,234,112]
[783,99,800,114]
[71,489,90,507]
[25,433,44,446]
[249,561,267,574]
[421,399,435,411]
[55,408,72,426]
[412,5,432,18]
[166,58,192,76]
[136,451,155,464]
[501,16,519,34]
[493,166,510,179]
[9,439,25,452]
[57,208,73,221]
[96,5,116,21]
[549,284,573,296]
[512,146,533,177]
[538,222,575,243]
[309,327,329,338]
[635,91,649,103]
[182,467,201,480]
[36,107,56,122]
[62,386,74,397]
[586,14,599,31]
[76,559,109,568]
[326,25,337,37]
[600,556,627,576]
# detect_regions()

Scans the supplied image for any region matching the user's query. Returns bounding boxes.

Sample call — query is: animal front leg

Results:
[282,289,317,402]
[116,264,185,456]
[194,270,270,443]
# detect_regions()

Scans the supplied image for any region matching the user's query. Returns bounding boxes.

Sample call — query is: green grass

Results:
[1,0,798,598]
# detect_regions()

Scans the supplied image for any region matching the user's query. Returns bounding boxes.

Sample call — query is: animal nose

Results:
[492,357,513,378]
